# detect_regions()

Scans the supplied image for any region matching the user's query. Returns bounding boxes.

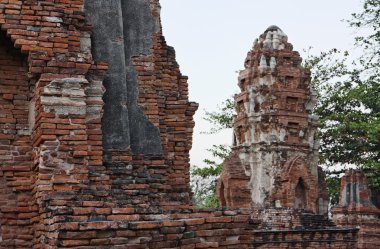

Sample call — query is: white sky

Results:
[160,0,364,167]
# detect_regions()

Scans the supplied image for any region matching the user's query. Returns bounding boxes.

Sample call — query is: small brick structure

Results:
[217,26,329,214]
[0,1,376,248]
[332,170,380,249]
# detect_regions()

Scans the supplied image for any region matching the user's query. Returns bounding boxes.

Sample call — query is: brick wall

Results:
[333,170,380,249]
[0,1,366,248]
[0,30,34,248]
[53,209,357,248]
[0,0,105,247]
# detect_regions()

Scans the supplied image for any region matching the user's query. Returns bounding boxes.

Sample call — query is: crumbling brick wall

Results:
[0,0,198,247]
[333,170,380,249]
[83,0,198,210]
[0,30,34,247]
[0,0,106,246]
[0,1,363,248]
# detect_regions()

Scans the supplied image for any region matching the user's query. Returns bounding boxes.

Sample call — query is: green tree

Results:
[202,98,235,134]
[191,100,233,208]
[305,0,380,206]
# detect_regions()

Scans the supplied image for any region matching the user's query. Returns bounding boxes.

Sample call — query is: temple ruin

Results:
[217,26,329,214]
[0,0,378,248]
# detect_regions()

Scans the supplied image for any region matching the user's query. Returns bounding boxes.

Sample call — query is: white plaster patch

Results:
[275,200,282,208]
[28,100,36,134]
[44,105,86,115]
[80,32,92,53]
[58,162,74,175]
[259,55,268,73]
[270,57,277,70]
[44,17,63,23]
[226,236,240,241]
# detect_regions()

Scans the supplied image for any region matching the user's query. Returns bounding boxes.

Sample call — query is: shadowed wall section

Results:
[85,0,162,156]
[0,31,34,248]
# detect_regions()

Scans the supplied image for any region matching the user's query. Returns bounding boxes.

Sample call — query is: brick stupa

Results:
[217,26,329,214]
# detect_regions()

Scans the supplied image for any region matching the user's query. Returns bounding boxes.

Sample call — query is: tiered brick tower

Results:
[217,26,329,214]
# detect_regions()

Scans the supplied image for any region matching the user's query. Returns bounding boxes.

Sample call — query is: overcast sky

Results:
[160,0,364,167]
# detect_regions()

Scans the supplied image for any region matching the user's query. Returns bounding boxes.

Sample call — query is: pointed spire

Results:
[260,25,288,50]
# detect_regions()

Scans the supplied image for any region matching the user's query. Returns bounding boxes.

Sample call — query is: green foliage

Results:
[326,175,341,207]
[192,188,220,208]
[350,0,380,65]
[192,144,232,177]
[191,144,232,208]
[202,99,234,134]
[191,163,222,178]
[307,0,380,206]
[191,105,234,208]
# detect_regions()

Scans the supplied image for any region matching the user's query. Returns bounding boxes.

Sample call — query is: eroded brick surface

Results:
[332,170,380,249]
[0,1,373,248]
[0,30,34,248]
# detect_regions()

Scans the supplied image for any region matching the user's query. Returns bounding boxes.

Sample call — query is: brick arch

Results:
[0,30,36,248]
[216,150,252,209]
[273,156,318,212]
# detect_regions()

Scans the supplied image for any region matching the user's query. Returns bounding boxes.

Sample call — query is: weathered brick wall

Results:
[333,170,380,249]
[83,0,198,211]
[53,209,357,248]
[0,0,105,247]
[0,1,365,248]
[0,30,34,248]
[0,0,198,247]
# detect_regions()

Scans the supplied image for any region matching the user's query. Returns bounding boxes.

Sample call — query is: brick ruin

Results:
[332,170,380,249]
[216,26,329,214]
[0,1,377,248]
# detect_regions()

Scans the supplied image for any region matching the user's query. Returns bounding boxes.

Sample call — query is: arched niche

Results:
[274,156,318,212]
[294,177,307,209]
